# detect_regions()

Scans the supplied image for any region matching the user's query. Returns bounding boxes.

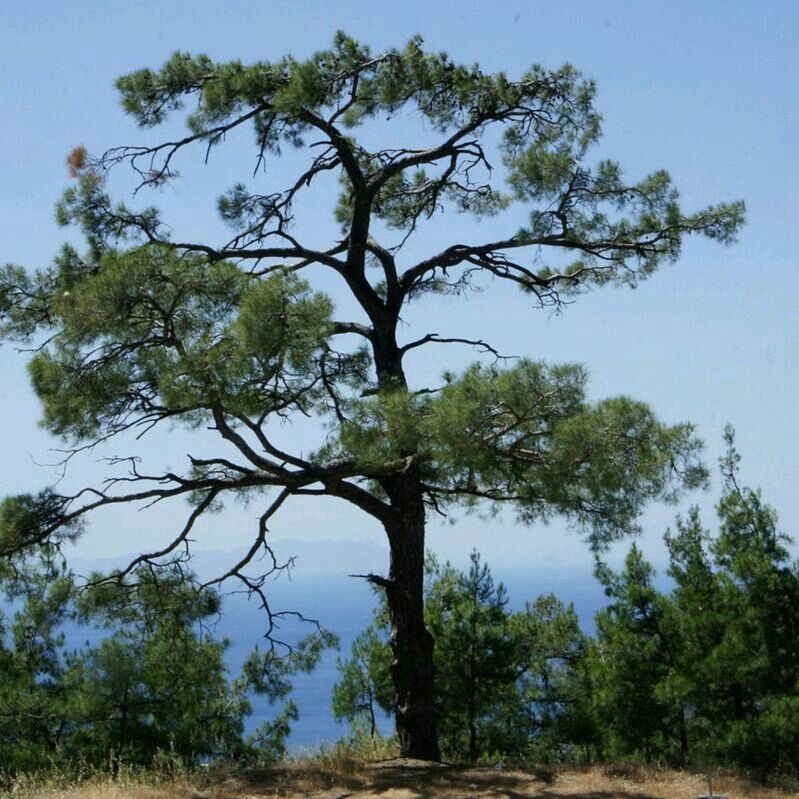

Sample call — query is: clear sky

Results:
[1,1,797,579]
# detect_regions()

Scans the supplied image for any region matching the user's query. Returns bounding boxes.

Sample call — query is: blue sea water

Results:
[215,567,610,747]
[17,550,614,749]
[219,575,391,746]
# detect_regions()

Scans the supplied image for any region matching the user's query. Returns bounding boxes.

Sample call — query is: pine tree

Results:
[584,429,799,774]
[510,594,589,760]
[0,558,331,774]
[0,563,73,771]
[590,547,677,761]
[0,34,743,759]
[332,624,393,740]
[427,552,516,762]
[334,552,587,762]
[704,429,799,773]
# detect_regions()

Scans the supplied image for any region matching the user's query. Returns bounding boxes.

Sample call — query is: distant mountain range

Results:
[68,537,391,581]
[66,537,616,638]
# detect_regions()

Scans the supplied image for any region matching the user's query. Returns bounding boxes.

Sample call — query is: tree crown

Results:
[0,34,744,605]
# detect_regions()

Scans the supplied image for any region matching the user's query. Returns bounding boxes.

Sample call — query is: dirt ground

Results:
[221,761,798,799]
[20,761,798,799]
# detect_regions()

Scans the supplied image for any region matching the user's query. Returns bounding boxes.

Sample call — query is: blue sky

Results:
[1,1,797,578]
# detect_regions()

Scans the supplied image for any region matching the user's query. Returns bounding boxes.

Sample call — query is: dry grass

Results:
[1,777,201,799]
[7,762,799,799]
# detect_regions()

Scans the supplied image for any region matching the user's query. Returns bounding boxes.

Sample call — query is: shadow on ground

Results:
[234,761,671,799]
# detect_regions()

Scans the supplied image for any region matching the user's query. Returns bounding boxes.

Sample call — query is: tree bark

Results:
[678,703,688,765]
[367,685,376,739]
[468,589,478,765]
[113,684,129,779]
[383,477,441,761]
[369,311,441,761]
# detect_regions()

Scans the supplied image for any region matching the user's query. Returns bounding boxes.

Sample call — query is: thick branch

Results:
[298,108,367,193]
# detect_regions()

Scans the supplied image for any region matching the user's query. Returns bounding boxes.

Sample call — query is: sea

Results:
[179,557,614,748]
[19,540,621,750]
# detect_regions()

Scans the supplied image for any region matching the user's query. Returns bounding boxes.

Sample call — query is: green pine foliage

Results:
[332,625,394,740]
[334,432,799,776]
[332,551,587,764]
[0,32,742,570]
[426,553,519,762]
[0,556,333,779]
[589,545,679,762]
[583,429,799,777]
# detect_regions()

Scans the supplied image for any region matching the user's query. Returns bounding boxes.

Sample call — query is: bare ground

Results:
[14,762,799,799]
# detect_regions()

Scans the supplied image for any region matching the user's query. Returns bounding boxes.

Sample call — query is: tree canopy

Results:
[0,33,743,759]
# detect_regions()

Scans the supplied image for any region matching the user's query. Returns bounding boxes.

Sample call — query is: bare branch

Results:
[102,104,268,191]
[400,333,514,362]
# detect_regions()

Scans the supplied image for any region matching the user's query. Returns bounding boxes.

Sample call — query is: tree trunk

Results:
[468,584,478,765]
[731,682,745,721]
[367,686,376,739]
[468,717,478,766]
[678,703,689,765]
[370,317,441,761]
[383,479,441,761]
[113,685,129,779]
